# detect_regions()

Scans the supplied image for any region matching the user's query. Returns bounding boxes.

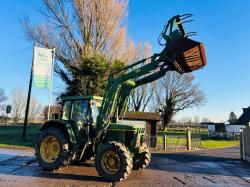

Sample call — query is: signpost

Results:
[5,105,11,125]
[23,45,55,140]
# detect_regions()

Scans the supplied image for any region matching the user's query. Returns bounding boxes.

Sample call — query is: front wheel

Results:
[95,142,133,181]
[133,144,151,170]
[35,127,71,171]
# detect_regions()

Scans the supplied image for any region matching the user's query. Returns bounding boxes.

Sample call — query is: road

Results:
[0,146,250,186]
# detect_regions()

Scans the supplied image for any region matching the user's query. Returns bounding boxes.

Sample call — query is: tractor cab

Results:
[61,95,102,129]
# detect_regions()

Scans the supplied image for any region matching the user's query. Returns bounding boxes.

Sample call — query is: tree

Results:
[178,117,193,127]
[129,42,155,111]
[44,105,61,120]
[11,88,26,123]
[0,88,7,114]
[11,88,43,123]
[55,55,125,96]
[130,84,155,112]
[194,116,200,124]
[22,0,129,96]
[228,111,237,124]
[201,117,211,123]
[154,72,206,129]
[29,97,43,123]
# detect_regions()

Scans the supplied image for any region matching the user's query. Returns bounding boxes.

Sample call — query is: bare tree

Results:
[154,72,206,129]
[194,116,200,124]
[178,117,193,127]
[130,84,155,111]
[23,0,128,60]
[11,88,43,123]
[44,105,61,120]
[22,0,130,96]
[201,117,211,123]
[129,42,155,111]
[29,97,43,123]
[11,88,26,123]
[0,88,7,115]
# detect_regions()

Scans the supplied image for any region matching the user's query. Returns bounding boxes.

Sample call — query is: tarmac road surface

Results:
[0,146,250,186]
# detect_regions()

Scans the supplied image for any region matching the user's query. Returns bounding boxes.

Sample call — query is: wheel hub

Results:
[40,135,60,163]
[109,159,115,166]
[101,151,121,175]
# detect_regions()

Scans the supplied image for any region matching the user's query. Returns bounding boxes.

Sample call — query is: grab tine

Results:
[180,14,193,20]
[182,20,194,24]
[180,13,193,17]
[187,32,197,34]
[186,34,198,37]
[187,32,198,35]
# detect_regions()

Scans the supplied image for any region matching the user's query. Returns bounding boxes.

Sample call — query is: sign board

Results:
[33,46,53,89]
[6,105,11,114]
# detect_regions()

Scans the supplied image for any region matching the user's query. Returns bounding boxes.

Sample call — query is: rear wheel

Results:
[35,127,71,171]
[133,144,151,170]
[95,142,133,181]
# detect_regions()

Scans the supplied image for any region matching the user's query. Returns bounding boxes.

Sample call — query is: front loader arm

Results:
[94,14,207,141]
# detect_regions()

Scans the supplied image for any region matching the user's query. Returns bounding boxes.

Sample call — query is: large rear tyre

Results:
[133,144,151,170]
[35,127,71,171]
[95,142,133,182]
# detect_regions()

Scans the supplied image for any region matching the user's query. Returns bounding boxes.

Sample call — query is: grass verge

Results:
[200,139,239,149]
[0,125,240,150]
[0,125,40,149]
[157,129,239,149]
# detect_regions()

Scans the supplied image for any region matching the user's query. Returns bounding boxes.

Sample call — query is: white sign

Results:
[33,46,53,89]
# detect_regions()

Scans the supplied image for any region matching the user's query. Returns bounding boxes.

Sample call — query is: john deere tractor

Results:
[35,14,207,181]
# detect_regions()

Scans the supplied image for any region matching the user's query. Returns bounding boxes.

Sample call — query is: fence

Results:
[208,131,241,140]
[147,130,201,151]
[191,131,201,148]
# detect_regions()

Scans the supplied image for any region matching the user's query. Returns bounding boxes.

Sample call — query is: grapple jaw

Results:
[170,37,207,74]
[159,14,207,74]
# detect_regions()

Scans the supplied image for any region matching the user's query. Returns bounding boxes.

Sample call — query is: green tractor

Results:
[37,95,149,181]
[35,14,207,181]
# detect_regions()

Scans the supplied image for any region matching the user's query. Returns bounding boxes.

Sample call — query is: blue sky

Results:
[0,0,250,122]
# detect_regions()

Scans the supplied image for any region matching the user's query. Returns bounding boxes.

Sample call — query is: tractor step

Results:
[73,142,90,161]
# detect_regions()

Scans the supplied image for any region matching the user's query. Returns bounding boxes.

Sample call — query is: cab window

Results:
[90,101,99,124]
[62,101,71,120]
[71,100,89,125]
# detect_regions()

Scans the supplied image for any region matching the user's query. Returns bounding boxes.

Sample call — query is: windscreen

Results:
[71,100,89,125]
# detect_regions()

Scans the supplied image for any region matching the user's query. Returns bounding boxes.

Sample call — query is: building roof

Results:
[237,106,250,125]
[205,122,225,126]
[122,112,162,121]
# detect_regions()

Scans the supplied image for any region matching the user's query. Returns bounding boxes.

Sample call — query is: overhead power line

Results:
[0,46,31,61]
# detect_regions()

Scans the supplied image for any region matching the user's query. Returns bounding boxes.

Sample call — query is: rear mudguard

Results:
[40,120,77,144]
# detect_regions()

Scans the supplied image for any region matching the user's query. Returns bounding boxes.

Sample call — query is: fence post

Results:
[240,130,245,160]
[187,130,191,151]
[163,134,167,150]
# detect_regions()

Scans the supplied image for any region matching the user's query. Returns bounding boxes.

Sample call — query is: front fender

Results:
[41,120,77,144]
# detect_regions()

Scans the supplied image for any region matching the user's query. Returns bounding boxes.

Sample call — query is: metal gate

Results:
[146,131,201,151]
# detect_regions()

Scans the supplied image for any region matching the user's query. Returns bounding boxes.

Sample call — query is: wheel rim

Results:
[101,151,121,175]
[40,135,60,163]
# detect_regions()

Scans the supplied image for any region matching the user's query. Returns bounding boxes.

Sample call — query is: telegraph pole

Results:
[23,45,34,140]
